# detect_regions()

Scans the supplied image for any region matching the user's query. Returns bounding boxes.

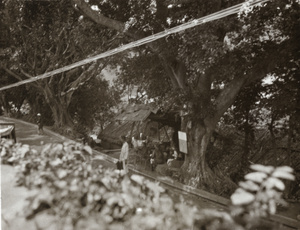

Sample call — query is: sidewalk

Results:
[1,116,299,230]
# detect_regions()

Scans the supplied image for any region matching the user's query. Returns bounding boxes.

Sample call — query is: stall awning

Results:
[0,126,14,136]
[114,104,159,122]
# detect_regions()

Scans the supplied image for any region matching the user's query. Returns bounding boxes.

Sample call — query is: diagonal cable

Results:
[0,0,269,92]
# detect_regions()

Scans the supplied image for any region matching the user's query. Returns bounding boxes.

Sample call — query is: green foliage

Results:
[1,139,200,229]
[230,164,295,226]
[0,139,21,164]
[114,52,171,102]
[113,0,300,129]
[2,0,300,210]
[1,139,295,229]
[70,77,121,130]
[1,0,119,128]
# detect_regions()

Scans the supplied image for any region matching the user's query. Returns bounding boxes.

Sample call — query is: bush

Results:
[0,139,295,230]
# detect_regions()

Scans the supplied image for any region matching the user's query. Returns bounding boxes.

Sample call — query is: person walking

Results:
[119,135,129,174]
[37,113,44,135]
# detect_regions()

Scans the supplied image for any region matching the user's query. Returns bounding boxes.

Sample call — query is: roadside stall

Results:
[98,103,182,169]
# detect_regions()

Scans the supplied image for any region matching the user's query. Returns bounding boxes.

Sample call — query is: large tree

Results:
[73,0,300,191]
[0,0,118,128]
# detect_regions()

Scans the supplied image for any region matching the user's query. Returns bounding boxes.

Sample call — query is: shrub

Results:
[230,164,295,228]
[0,139,294,230]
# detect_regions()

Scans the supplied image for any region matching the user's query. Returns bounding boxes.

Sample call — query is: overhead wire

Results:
[0,0,270,92]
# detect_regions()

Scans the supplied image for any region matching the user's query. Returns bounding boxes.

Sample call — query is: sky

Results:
[101,68,117,85]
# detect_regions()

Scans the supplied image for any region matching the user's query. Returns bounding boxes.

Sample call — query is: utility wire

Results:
[0,0,269,92]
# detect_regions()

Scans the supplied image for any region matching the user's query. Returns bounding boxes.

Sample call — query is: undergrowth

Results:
[0,139,295,230]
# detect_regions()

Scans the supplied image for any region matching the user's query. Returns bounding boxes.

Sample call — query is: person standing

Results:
[119,135,129,174]
[37,113,44,135]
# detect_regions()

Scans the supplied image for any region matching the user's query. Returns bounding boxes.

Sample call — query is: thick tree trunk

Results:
[42,84,73,129]
[180,118,238,194]
[180,118,225,192]
[50,101,73,129]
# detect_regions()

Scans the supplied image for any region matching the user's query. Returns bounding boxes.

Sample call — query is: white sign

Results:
[178,131,188,154]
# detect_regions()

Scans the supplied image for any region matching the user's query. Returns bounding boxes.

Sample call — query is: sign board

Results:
[178,131,188,154]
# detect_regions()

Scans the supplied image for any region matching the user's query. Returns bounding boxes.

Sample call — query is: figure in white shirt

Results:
[120,135,129,174]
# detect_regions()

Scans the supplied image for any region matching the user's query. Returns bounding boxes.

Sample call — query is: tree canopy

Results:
[1,0,299,192]
[73,0,299,191]
[0,0,121,129]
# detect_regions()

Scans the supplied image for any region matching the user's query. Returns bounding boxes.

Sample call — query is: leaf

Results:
[73,151,85,161]
[83,146,93,155]
[70,185,79,192]
[107,195,121,206]
[142,215,162,228]
[87,193,94,203]
[50,158,62,167]
[57,169,68,179]
[54,181,67,189]
[264,177,285,191]
[272,170,295,181]
[238,180,260,192]
[274,166,294,174]
[1,147,7,157]
[231,190,255,205]
[250,164,274,174]
[131,174,144,185]
[268,199,276,215]
[176,203,197,226]
[7,156,16,163]
[41,144,52,155]
[245,172,267,183]
[3,139,14,147]
[145,181,165,194]
[101,177,111,189]
[18,145,30,158]
[159,196,174,214]
[121,193,135,208]
[49,144,63,155]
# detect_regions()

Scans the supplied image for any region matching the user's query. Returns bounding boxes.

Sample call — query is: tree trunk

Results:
[42,84,73,129]
[242,110,251,170]
[0,94,10,116]
[180,118,235,193]
[287,115,293,167]
[269,112,277,147]
[50,101,73,129]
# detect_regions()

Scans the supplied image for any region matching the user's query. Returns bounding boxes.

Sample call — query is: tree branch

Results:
[73,0,188,91]
[73,0,130,35]
[20,68,33,79]
[61,61,107,107]
[211,74,248,126]
[210,43,288,127]
[1,67,23,81]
